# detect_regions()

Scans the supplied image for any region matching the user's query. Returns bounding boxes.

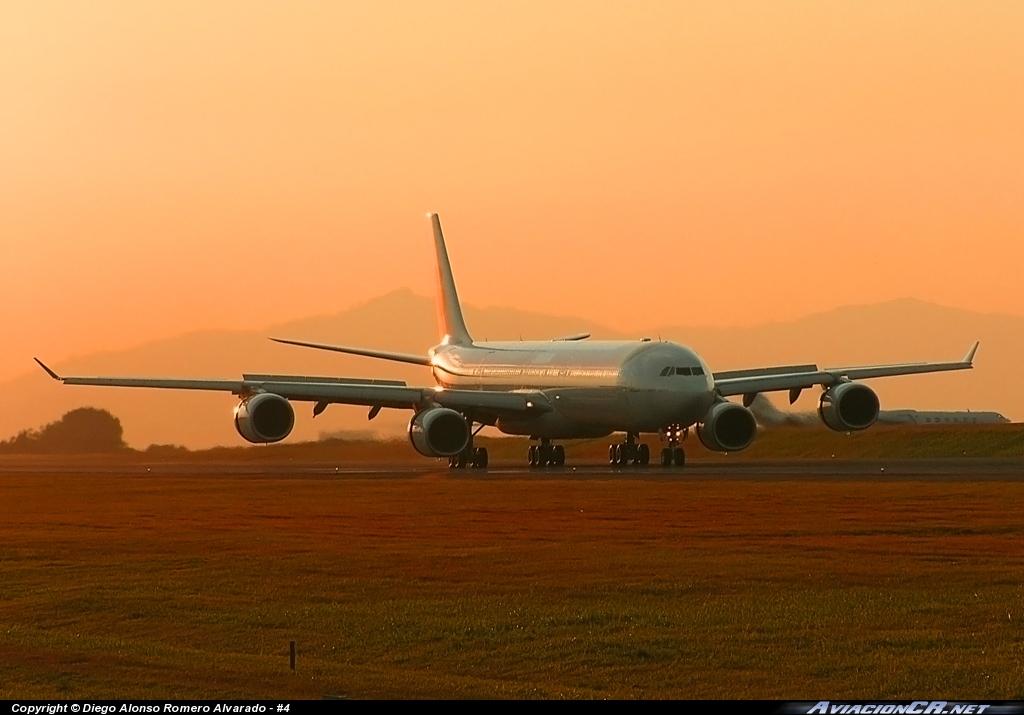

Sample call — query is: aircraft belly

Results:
[495,388,707,438]
[552,388,630,425]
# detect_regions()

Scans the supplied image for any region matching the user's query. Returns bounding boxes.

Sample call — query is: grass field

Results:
[2,463,1024,699]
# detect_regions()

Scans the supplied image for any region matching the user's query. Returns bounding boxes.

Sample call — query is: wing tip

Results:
[965,341,980,365]
[34,358,62,381]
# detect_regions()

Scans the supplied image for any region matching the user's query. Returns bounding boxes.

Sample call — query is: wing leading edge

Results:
[713,342,979,398]
[32,359,551,418]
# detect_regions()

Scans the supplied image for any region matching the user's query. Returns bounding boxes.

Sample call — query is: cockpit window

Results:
[662,366,704,376]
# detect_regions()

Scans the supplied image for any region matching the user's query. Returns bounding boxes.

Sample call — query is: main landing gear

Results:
[529,439,565,468]
[659,424,686,467]
[448,446,488,469]
[448,421,489,469]
[609,433,650,466]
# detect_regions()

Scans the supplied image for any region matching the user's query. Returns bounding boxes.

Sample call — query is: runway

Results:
[5,453,1024,698]
[1,457,1022,479]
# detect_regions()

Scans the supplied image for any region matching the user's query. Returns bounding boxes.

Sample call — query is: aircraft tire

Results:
[660,448,672,467]
[637,444,650,466]
[539,444,554,467]
[672,447,685,467]
[553,445,565,467]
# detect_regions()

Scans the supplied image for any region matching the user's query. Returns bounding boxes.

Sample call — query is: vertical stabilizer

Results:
[429,213,473,346]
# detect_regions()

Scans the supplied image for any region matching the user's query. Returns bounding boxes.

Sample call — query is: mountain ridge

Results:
[8,291,1019,448]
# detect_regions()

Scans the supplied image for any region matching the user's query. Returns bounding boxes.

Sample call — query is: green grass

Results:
[2,472,1024,698]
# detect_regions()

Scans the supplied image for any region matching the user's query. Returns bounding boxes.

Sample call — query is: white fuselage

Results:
[429,340,717,438]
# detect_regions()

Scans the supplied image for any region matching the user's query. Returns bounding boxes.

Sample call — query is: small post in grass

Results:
[290,640,296,672]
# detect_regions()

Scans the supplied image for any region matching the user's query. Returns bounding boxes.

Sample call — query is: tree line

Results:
[0,407,128,454]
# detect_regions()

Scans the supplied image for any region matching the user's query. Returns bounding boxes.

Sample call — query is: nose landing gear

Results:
[659,424,687,467]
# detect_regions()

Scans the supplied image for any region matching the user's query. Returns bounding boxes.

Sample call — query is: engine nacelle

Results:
[408,407,470,457]
[818,382,879,432]
[234,393,295,444]
[697,401,757,452]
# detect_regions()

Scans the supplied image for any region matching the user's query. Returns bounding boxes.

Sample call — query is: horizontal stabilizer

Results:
[713,364,818,381]
[270,338,432,366]
[552,333,591,342]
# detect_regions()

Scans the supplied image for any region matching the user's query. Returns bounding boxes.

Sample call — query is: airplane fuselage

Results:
[430,339,716,438]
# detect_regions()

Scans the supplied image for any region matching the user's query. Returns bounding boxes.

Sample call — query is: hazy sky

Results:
[2,1,1022,382]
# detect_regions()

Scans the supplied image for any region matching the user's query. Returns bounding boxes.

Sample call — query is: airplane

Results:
[35,213,980,469]
[747,395,1010,427]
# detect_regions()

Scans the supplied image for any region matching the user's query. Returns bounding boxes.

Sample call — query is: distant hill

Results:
[3,291,1019,449]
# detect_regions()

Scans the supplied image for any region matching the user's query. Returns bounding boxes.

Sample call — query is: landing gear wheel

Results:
[471,447,489,469]
[660,424,687,468]
[528,445,539,468]
[613,444,625,466]
[539,443,553,467]
[622,442,636,466]
[609,444,618,465]
[637,443,650,466]
[553,444,566,467]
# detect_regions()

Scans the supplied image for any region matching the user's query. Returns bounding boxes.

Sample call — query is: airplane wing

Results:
[33,360,551,418]
[713,343,979,401]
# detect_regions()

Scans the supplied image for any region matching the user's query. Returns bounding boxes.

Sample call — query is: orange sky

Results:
[2,1,1022,383]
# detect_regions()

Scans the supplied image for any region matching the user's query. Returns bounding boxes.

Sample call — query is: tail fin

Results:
[429,213,473,346]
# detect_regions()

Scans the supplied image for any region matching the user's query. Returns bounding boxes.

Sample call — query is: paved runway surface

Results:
[1,458,1022,479]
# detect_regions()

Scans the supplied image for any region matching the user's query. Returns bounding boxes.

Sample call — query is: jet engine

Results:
[234,393,295,444]
[818,382,879,432]
[408,407,471,457]
[697,401,757,452]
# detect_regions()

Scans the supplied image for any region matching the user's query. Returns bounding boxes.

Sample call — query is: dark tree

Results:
[0,408,127,454]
